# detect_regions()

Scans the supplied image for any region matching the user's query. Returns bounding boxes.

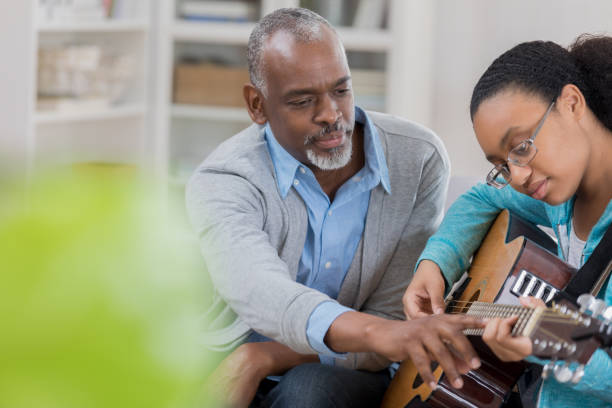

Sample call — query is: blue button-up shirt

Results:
[264,107,391,364]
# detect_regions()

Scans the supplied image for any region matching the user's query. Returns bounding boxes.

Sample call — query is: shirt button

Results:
[353,176,361,182]
[328,210,332,216]
[293,179,299,186]
[325,261,331,269]
[299,167,306,174]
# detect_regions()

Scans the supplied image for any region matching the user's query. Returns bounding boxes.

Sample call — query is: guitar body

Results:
[381,210,577,408]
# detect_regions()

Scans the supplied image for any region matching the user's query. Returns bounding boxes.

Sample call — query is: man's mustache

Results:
[304,121,352,145]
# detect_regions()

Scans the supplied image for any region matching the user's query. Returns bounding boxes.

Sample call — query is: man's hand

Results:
[206,341,317,408]
[325,312,484,390]
[403,260,446,318]
[482,296,545,362]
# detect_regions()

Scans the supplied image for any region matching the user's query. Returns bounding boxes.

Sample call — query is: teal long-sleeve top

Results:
[417,182,612,408]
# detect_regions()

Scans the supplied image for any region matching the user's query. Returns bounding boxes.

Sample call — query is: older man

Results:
[187,7,482,408]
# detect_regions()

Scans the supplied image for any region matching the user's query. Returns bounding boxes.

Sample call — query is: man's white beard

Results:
[305,134,353,170]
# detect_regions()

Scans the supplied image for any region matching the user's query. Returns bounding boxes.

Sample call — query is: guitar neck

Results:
[451,299,605,365]
[448,300,543,337]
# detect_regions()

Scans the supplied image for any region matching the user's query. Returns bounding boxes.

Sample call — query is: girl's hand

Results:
[481,296,545,362]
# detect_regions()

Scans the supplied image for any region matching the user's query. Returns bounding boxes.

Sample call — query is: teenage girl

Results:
[404,34,612,408]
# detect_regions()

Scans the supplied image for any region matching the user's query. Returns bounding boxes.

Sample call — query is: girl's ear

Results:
[558,83,586,121]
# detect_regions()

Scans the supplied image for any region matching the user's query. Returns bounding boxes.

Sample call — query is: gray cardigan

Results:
[186,111,450,371]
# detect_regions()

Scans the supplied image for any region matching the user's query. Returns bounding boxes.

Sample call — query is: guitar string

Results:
[445,306,575,317]
[444,302,582,335]
[445,300,575,316]
[447,300,563,307]
[450,302,534,335]
[445,305,568,316]
[460,317,580,336]
[445,306,575,321]
[533,326,573,343]
[445,304,550,313]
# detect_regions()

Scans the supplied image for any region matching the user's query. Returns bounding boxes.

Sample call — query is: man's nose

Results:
[314,94,341,126]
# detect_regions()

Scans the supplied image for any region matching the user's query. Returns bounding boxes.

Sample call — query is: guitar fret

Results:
[514,308,524,335]
[515,308,533,336]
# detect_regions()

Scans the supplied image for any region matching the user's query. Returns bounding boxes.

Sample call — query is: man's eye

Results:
[289,99,312,107]
[335,88,350,96]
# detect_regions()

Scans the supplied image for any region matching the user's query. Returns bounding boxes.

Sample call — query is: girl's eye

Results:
[511,141,531,156]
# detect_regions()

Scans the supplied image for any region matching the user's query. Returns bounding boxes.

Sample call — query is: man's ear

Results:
[244,84,267,125]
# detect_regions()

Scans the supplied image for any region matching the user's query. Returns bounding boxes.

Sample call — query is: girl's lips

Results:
[529,179,548,200]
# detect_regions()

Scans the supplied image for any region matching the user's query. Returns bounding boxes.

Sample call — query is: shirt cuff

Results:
[306,301,353,363]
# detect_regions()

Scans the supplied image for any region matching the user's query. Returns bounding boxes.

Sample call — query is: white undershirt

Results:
[565,222,587,268]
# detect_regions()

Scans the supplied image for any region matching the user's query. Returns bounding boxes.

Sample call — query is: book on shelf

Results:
[36,0,144,23]
[300,0,345,26]
[107,0,143,19]
[37,0,106,22]
[179,1,257,23]
[37,44,135,113]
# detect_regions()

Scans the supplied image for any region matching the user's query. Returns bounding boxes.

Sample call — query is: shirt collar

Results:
[356,107,391,194]
[265,123,303,198]
[265,106,391,198]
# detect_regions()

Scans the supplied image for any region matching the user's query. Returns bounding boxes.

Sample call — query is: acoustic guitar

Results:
[381,210,610,408]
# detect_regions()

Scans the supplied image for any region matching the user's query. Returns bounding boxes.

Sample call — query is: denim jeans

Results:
[251,362,390,408]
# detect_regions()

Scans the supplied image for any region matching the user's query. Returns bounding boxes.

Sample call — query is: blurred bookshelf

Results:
[3,0,154,177]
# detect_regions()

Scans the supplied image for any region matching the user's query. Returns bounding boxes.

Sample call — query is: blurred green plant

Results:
[0,169,222,408]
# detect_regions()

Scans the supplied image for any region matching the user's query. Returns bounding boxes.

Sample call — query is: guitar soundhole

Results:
[411,361,439,389]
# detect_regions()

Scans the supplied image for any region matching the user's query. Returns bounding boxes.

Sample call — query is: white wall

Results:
[0,1,35,173]
[427,0,612,178]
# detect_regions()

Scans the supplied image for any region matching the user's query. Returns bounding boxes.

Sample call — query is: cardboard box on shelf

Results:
[173,63,250,107]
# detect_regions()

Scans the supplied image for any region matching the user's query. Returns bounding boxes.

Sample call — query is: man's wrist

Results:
[238,342,275,380]
[246,341,319,377]
[362,318,381,352]
[325,311,388,353]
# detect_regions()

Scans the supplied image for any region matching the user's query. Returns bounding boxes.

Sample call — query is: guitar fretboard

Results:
[447,301,537,336]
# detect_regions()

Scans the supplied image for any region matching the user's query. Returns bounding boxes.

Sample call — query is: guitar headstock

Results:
[522,295,611,384]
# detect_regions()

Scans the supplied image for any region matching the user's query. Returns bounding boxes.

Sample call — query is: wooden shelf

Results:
[171,104,250,122]
[172,20,254,44]
[37,19,149,33]
[336,27,392,52]
[35,104,146,124]
[171,21,392,51]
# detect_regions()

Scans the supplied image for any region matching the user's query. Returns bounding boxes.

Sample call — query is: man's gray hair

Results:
[247,8,338,96]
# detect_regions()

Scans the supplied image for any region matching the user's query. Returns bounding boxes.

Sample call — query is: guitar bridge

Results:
[511,270,558,302]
